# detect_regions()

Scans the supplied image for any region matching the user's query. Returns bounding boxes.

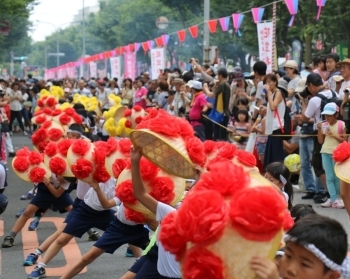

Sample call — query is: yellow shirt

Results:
[320,120,345,154]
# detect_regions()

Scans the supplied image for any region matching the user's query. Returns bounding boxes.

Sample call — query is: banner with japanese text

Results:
[124,52,136,80]
[151,48,166,79]
[257,22,273,73]
[89,62,97,78]
[110,57,121,82]
[67,67,76,79]
[57,68,66,80]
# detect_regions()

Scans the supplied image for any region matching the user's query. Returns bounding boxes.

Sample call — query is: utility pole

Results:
[203,0,210,64]
[82,0,86,79]
[56,30,60,66]
[45,42,48,69]
[10,51,14,77]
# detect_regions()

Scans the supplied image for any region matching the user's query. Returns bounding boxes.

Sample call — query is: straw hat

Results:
[52,107,83,127]
[108,94,122,107]
[336,58,350,67]
[12,147,51,183]
[333,142,350,183]
[105,137,131,178]
[130,108,204,179]
[124,105,146,129]
[44,139,75,177]
[115,158,186,221]
[36,95,58,109]
[158,159,292,279]
[67,139,111,183]
[31,121,65,153]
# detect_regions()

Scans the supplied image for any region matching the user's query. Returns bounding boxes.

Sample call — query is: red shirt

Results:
[189,93,207,126]
[133,87,148,109]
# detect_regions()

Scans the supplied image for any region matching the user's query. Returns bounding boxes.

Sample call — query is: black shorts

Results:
[30,185,73,212]
[64,197,83,224]
[63,201,115,238]
[94,217,149,254]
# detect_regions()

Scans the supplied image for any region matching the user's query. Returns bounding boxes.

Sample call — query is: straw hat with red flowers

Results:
[31,120,65,153]
[12,147,51,183]
[124,105,146,130]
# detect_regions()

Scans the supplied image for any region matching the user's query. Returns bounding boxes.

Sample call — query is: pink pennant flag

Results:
[147,40,154,50]
[134,42,141,52]
[284,0,299,26]
[232,13,244,36]
[219,17,230,31]
[161,34,170,46]
[251,7,265,23]
[316,0,327,20]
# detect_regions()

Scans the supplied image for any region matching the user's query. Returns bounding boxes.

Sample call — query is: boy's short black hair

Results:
[253,61,267,76]
[326,53,340,63]
[217,68,228,79]
[287,214,347,266]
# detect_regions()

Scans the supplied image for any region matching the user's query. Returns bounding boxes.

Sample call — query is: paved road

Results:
[1,134,349,279]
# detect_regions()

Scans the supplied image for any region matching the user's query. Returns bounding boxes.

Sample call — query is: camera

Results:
[344,89,350,94]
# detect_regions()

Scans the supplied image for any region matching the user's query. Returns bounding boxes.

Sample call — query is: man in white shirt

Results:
[337,58,350,100]
[284,60,301,113]
[73,80,92,97]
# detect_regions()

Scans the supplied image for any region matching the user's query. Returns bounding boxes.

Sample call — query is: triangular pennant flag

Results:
[177,30,186,43]
[142,42,149,53]
[219,17,230,31]
[161,34,170,46]
[129,44,134,52]
[120,46,126,54]
[207,19,218,33]
[188,25,198,38]
[115,48,120,56]
[147,40,154,50]
[111,50,116,57]
[251,7,265,23]
[232,13,244,36]
[284,0,299,26]
[125,45,130,53]
[155,37,163,47]
[134,43,141,52]
[316,0,327,20]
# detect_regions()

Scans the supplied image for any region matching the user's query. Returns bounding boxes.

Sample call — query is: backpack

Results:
[317,90,343,121]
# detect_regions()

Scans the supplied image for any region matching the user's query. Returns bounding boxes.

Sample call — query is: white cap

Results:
[190,80,202,90]
[46,82,53,87]
[186,80,194,87]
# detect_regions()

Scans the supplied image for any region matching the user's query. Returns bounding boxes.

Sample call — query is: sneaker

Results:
[314,192,330,204]
[302,192,315,199]
[1,236,14,248]
[21,191,34,200]
[87,230,100,241]
[321,198,333,208]
[28,219,40,231]
[8,152,15,157]
[23,253,39,266]
[27,266,46,279]
[125,247,134,257]
[332,199,345,209]
[23,131,28,136]
[15,208,26,218]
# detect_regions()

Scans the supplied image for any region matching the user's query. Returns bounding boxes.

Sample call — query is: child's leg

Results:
[128,244,142,258]
[8,204,39,238]
[39,223,68,253]
[331,157,341,197]
[321,154,337,202]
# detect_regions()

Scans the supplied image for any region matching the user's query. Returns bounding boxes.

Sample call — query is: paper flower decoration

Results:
[31,121,65,153]
[51,107,82,127]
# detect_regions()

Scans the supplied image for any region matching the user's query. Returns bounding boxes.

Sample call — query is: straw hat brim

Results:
[114,106,127,125]
[130,129,195,179]
[105,151,130,178]
[335,159,350,183]
[12,158,51,183]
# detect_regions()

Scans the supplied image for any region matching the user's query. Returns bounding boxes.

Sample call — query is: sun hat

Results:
[333,75,344,82]
[336,58,350,68]
[334,142,350,183]
[295,78,307,93]
[321,102,339,115]
[284,60,298,70]
[52,107,83,128]
[31,121,65,153]
[12,147,51,183]
[186,80,194,87]
[124,105,146,130]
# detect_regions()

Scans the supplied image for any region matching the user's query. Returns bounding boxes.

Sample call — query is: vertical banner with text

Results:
[89,62,97,78]
[151,48,166,80]
[124,52,136,80]
[110,57,121,84]
[257,22,273,73]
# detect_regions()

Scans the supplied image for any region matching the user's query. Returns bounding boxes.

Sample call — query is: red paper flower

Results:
[283,210,294,231]
[236,149,257,167]
[159,210,187,261]
[125,120,132,128]
[43,107,52,115]
[93,165,111,183]
[182,247,225,279]
[28,151,43,165]
[48,128,63,142]
[72,114,82,124]
[333,142,350,162]
[124,109,132,117]
[37,99,44,107]
[124,206,146,223]
[195,160,249,197]
[206,157,231,170]
[46,97,56,107]
[106,137,118,156]
[112,159,127,178]
[59,114,71,125]
[51,109,62,116]
[133,105,142,112]
[13,157,30,172]
[57,139,74,156]
[71,158,93,179]
[41,120,52,129]
[186,137,206,167]
[229,186,286,241]
[71,139,90,156]
[143,108,158,120]
[49,157,67,175]
[35,115,47,124]
[37,141,50,153]
[135,116,143,124]
[16,147,30,157]
[178,117,194,138]
[119,138,132,156]
[217,142,237,160]
[115,180,138,204]
[31,128,48,145]
[93,149,106,165]
[44,142,58,157]
[177,190,228,244]
[149,177,175,204]
[65,108,75,116]
[147,111,180,137]
[29,167,46,183]
[203,140,217,154]
[140,157,159,181]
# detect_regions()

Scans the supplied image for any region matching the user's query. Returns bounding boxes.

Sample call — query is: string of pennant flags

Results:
[46,0,327,74]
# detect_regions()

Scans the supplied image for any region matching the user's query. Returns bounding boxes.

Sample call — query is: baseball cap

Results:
[295,78,307,93]
[45,81,53,87]
[233,66,243,73]
[190,80,202,90]
[306,73,323,86]
[186,80,194,87]
[233,72,244,81]
[321,102,339,115]
[284,60,298,70]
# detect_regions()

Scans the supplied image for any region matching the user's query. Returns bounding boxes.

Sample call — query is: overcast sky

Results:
[29,0,98,42]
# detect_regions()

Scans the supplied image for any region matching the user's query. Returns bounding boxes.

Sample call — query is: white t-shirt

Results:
[156,202,181,278]
[0,164,6,189]
[255,81,265,103]
[338,80,350,100]
[305,90,338,127]
[8,90,23,111]
[96,89,111,109]
[73,88,92,97]
[115,203,138,226]
[50,174,70,190]
[83,178,118,211]
[76,180,91,200]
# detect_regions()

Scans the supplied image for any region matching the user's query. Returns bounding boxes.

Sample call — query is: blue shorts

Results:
[94,217,150,254]
[64,197,83,224]
[131,255,159,279]
[63,201,115,238]
[30,184,73,212]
